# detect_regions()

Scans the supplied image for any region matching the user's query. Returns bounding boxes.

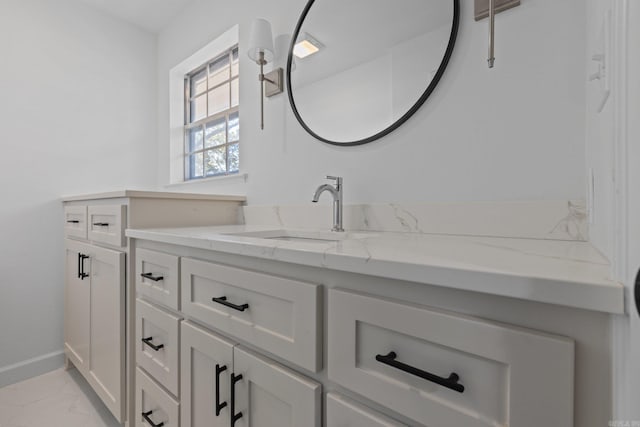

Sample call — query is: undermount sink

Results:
[223,229,375,243]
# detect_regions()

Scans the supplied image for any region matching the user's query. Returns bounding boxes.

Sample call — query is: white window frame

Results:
[168,25,241,185]
[184,47,239,180]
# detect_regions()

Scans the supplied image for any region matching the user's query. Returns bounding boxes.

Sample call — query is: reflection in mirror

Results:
[288,0,459,145]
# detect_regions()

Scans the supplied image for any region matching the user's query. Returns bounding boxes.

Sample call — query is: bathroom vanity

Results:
[126,223,623,427]
[61,191,245,424]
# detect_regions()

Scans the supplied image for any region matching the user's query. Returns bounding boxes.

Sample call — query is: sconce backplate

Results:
[265,68,284,97]
[474,0,520,21]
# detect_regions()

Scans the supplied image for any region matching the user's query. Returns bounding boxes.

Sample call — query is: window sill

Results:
[165,172,248,188]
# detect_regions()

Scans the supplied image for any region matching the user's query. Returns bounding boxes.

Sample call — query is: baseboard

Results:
[0,350,65,388]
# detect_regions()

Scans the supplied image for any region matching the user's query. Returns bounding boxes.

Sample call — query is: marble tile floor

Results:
[0,368,121,427]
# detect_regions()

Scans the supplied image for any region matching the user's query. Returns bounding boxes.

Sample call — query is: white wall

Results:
[157,0,586,206]
[0,0,157,384]
[585,0,616,267]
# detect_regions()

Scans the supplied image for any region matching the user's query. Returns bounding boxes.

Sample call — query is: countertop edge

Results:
[125,228,625,315]
[61,190,247,202]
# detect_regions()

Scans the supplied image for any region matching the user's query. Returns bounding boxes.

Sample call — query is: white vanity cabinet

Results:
[127,230,620,427]
[135,251,323,427]
[181,321,321,427]
[64,238,125,420]
[63,191,245,426]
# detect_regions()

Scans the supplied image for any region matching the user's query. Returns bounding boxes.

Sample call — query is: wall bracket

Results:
[474,0,520,21]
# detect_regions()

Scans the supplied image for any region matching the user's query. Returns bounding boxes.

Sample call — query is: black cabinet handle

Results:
[77,253,81,279]
[79,254,89,280]
[375,351,464,393]
[93,222,110,227]
[230,373,243,426]
[212,296,249,312]
[215,364,227,416]
[141,337,164,352]
[141,272,164,282]
[67,220,80,224]
[141,410,164,427]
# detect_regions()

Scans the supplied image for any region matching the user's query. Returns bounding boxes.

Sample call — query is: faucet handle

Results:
[325,175,342,184]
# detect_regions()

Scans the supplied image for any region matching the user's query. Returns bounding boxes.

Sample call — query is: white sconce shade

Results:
[248,18,275,63]
[273,34,291,69]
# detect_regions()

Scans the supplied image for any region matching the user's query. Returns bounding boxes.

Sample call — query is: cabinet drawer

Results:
[137,248,180,310]
[136,368,179,427]
[326,393,405,427]
[328,289,574,427]
[136,298,181,397]
[87,205,126,247]
[181,257,321,372]
[64,205,87,239]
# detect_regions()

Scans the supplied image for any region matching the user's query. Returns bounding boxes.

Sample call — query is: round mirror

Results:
[287,0,459,146]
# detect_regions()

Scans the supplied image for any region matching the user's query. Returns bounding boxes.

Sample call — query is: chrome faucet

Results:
[312,176,344,232]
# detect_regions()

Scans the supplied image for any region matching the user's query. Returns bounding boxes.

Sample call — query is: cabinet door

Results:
[64,239,91,374]
[181,321,235,427]
[232,346,321,427]
[86,244,126,423]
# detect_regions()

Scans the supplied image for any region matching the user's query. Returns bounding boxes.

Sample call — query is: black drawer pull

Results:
[215,364,227,416]
[93,222,109,227]
[141,337,164,352]
[141,272,164,282]
[230,373,243,426]
[67,220,80,224]
[141,410,164,427]
[212,296,249,312]
[375,351,464,393]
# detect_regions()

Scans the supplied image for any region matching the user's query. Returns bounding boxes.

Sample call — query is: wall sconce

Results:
[248,18,284,130]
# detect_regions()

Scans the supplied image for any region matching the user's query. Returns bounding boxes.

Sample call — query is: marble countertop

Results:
[61,189,246,202]
[126,225,624,314]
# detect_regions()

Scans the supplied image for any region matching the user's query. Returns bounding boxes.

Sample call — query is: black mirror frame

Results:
[286,0,460,147]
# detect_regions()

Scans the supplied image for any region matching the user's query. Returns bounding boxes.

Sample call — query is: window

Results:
[184,47,239,180]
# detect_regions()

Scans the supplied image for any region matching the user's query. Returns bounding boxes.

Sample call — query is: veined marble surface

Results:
[242,200,588,241]
[126,224,623,314]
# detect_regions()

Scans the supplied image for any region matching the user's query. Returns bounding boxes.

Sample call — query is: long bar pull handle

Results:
[488,0,495,67]
[67,220,80,224]
[375,351,465,393]
[141,337,164,352]
[77,253,81,279]
[141,272,164,282]
[230,373,243,426]
[80,254,89,280]
[93,222,110,227]
[212,296,249,312]
[141,411,165,427]
[215,364,228,416]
